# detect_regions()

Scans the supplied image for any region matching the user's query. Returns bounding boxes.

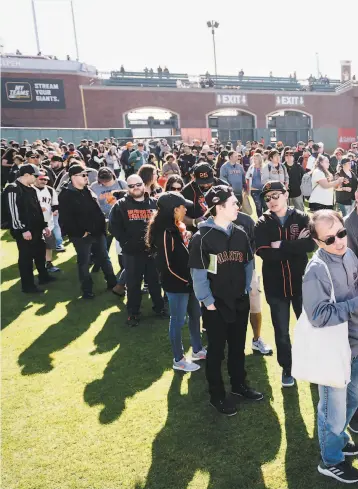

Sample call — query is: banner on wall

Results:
[181,128,212,143]
[1,78,66,109]
[338,128,356,150]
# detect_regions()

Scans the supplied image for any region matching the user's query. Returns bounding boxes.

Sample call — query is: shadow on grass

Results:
[84,308,169,424]
[137,355,280,489]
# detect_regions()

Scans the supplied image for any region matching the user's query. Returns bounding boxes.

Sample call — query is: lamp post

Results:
[207,21,219,84]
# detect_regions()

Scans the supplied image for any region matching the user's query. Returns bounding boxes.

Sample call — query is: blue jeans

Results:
[318,355,358,466]
[251,190,264,217]
[52,214,63,247]
[337,202,353,217]
[166,292,202,362]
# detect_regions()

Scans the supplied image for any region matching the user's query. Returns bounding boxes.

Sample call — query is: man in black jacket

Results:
[109,174,166,326]
[58,165,117,299]
[120,142,135,178]
[254,181,315,387]
[283,150,304,211]
[178,144,196,183]
[5,163,54,293]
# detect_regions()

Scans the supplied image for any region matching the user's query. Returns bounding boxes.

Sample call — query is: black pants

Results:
[71,234,117,294]
[266,295,302,374]
[203,296,250,402]
[123,252,164,316]
[309,203,334,211]
[15,231,48,291]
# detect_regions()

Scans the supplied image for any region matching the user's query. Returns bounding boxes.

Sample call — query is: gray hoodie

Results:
[302,248,358,357]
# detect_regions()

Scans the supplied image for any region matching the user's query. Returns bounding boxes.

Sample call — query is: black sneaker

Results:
[126,315,140,327]
[210,398,237,416]
[38,275,57,285]
[282,371,295,388]
[231,384,264,401]
[22,286,44,294]
[318,460,358,483]
[349,415,358,434]
[82,292,95,300]
[154,309,170,319]
[343,441,358,456]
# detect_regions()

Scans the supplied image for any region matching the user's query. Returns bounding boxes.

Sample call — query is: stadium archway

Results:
[123,107,180,138]
[266,109,313,146]
[207,109,257,143]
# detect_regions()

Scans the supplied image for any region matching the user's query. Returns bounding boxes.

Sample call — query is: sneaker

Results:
[38,275,57,285]
[318,460,358,483]
[282,371,295,388]
[22,286,44,294]
[231,384,264,401]
[126,315,140,327]
[82,292,95,300]
[55,245,66,252]
[46,262,61,273]
[252,337,273,355]
[192,347,207,361]
[349,416,358,434]
[210,398,237,416]
[343,441,358,456]
[173,357,200,372]
[112,284,126,297]
[154,309,170,319]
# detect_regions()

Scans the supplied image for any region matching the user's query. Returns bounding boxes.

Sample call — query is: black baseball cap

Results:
[19,163,41,177]
[261,180,286,196]
[25,151,39,158]
[69,165,87,178]
[205,185,233,209]
[193,163,214,185]
[156,192,193,211]
[51,155,63,162]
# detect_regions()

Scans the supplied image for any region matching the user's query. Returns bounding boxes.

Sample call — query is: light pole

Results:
[207,21,219,84]
[31,0,41,54]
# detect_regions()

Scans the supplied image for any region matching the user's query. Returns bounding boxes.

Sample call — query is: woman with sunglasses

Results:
[309,155,344,211]
[146,192,205,372]
[137,164,162,198]
[165,175,184,193]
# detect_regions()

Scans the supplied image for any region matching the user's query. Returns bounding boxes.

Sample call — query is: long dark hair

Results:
[138,164,159,193]
[146,206,176,251]
[165,175,184,191]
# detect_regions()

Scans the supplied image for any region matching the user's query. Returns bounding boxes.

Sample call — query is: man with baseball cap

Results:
[4,164,55,293]
[59,165,117,299]
[189,185,263,416]
[181,162,226,231]
[254,181,315,387]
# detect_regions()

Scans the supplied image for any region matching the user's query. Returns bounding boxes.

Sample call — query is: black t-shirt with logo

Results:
[189,223,252,322]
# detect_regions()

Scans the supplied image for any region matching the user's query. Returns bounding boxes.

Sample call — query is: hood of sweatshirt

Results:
[198,216,233,236]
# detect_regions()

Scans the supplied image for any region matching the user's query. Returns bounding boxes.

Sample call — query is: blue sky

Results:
[2,0,357,80]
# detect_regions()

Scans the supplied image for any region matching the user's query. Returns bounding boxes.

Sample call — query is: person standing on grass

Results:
[335,158,357,217]
[246,152,265,217]
[58,165,118,300]
[33,171,61,273]
[189,185,263,416]
[128,142,148,173]
[219,150,247,204]
[5,164,55,293]
[303,210,358,484]
[109,174,167,327]
[146,192,206,372]
[283,149,305,211]
[254,181,315,388]
[261,149,289,188]
[309,155,344,211]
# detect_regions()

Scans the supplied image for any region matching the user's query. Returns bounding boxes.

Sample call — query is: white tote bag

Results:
[292,259,351,388]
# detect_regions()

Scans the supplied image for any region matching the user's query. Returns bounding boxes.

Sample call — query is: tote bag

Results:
[292,259,351,388]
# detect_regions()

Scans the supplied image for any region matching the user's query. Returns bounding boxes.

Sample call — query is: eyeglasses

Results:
[170,186,182,191]
[128,183,143,189]
[316,228,347,246]
[263,192,284,203]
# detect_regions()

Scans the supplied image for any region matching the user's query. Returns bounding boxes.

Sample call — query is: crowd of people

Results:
[2,134,358,483]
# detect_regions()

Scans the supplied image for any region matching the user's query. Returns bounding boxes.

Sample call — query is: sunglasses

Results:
[317,228,347,246]
[170,186,182,191]
[263,192,284,203]
[75,173,88,178]
[128,183,143,189]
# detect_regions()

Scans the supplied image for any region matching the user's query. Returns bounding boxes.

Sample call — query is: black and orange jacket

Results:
[109,194,157,254]
[254,208,315,299]
[152,225,192,293]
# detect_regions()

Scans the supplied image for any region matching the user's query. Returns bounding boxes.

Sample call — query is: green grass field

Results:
[2,229,355,489]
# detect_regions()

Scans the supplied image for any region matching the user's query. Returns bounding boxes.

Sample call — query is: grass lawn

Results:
[1,229,355,489]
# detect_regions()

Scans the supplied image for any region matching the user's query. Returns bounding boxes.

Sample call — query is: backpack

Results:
[300,172,313,197]
[1,183,22,229]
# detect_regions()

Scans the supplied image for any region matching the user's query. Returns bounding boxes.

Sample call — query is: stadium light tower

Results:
[207,21,219,84]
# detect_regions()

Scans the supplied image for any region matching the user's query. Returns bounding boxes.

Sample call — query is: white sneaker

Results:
[173,357,200,372]
[252,337,273,355]
[192,347,207,361]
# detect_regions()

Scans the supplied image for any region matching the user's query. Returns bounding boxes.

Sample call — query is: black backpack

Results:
[1,183,22,230]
